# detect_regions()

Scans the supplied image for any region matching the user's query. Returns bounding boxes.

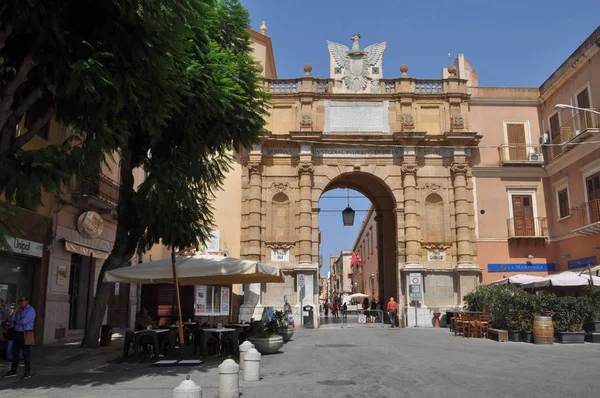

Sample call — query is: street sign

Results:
[298,274,305,288]
[408,273,422,302]
[409,273,421,285]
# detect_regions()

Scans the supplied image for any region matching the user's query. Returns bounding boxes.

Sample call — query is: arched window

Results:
[424,193,445,242]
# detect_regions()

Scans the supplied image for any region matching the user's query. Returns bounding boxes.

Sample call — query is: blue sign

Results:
[568,256,597,270]
[487,263,556,272]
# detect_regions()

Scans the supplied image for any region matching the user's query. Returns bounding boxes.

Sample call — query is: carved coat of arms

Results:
[327,33,386,92]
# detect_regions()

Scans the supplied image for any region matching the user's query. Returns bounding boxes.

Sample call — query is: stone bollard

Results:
[218,359,240,398]
[173,375,202,398]
[238,341,254,371]
[243,348,261,382]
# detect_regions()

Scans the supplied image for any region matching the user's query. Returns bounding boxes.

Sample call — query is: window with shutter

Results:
[506,123,527,161]
[557,189,570,219]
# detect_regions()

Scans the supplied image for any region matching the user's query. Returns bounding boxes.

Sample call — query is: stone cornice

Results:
[472,166,547,178]
[468,97,539,106]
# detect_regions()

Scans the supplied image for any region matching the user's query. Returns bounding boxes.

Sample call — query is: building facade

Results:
[228,25,600,328]
[351,206,379,300]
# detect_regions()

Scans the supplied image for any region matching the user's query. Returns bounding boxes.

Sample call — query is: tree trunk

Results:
[82,252,125,347]
[82,146,140,348]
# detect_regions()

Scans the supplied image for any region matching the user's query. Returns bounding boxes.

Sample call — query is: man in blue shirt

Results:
[3,296,35,380]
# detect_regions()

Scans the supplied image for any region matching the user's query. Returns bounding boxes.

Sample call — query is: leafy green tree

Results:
[1,1,267,347]
[82,0,268,347]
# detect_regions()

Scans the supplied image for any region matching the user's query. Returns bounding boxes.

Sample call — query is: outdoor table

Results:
[225,324,251,344]
[200,328,237,356]
[134,328,169,356]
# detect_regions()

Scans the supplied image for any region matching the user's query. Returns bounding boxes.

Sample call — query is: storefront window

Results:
[0,254,34,317]
[194,285,230,316]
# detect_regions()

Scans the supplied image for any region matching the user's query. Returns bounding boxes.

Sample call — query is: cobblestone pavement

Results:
[1,327,598,397]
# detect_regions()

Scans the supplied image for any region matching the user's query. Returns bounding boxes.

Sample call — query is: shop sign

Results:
[220,287,230,314]
[487,263,556,272]
[77,211,104,239]
[567,256,597,270]
[5,237,43,258]
[195,285,206,315]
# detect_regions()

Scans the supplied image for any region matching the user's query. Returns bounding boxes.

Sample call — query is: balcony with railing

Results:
[507,217,549,240]
[498,144,544,165]
[72,174,120,213]
[263,76,457,96]
[570,199,600,235]
[546,109,600,162]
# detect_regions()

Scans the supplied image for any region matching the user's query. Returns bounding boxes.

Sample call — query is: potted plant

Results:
[273,310,294,342]
[517,293,538,343]
[553,296,587,344]
[248,321,284,354]
[583,285,600,333]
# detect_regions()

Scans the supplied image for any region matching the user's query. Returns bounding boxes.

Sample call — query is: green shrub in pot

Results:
[553,296,589,333]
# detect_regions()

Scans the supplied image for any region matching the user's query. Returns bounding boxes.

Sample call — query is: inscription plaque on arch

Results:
[324,100,390,133]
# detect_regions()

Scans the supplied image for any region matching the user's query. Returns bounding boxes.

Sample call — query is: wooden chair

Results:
[478,313,490,339]
[454,312,465,336]
[462,312,474,338]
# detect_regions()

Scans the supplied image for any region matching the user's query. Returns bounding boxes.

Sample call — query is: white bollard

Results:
[238,341,254,371]
[173,375,202,398]
[243,348,261,382]
[218,359,240,398]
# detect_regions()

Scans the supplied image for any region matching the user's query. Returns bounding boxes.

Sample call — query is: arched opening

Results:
[318,171,397,317]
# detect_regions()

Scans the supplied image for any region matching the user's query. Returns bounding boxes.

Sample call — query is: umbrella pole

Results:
[171,250,185,352]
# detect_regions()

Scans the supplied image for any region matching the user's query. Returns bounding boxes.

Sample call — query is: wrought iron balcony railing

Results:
[546,109,600,162]
[498,144,544,165]
[570,198,600,235]
[507,217,548,239]
[72,174,120,210]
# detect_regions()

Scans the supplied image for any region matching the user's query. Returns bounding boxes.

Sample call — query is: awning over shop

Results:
[64,239,110,260]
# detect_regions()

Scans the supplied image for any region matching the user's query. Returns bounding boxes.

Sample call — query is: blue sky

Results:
[240,0,599,275]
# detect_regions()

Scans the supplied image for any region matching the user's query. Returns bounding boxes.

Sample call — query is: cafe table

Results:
[200,328,237,356]
[134,328,169,356]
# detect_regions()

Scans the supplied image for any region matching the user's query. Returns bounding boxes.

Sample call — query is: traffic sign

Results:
[408,273,422,302]
[409,273,422,285]
[298,274,305,288]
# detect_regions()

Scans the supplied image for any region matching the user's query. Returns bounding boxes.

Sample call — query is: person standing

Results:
[3,296,35,379]
[387,297,398,328]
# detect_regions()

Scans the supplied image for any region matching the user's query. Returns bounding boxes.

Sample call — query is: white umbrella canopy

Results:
[104,253,284,285]
[487,274,545,286]
[520,271,600,289]
[347,293,369,299]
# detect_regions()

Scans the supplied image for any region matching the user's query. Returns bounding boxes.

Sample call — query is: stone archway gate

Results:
[238,72,482,327]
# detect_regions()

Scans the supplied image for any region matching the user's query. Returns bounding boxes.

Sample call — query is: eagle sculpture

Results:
[327,33,386,92]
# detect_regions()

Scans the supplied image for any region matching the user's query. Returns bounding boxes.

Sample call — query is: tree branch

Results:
[4,85,46,132]
[2,103,55,157]
[0,53,36,135]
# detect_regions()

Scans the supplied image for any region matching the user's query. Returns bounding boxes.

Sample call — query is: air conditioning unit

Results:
[528,152,544,162]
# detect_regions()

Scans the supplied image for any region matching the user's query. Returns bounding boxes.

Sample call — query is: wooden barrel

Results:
[533,316,554,344]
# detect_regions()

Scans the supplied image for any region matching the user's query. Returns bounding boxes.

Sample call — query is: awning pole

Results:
[171,250,185,348]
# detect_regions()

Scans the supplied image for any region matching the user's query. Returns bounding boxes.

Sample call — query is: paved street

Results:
[1,327,598,397]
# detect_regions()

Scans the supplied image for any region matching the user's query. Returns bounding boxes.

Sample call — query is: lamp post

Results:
[370,273,375,298]
[555,104,600,116]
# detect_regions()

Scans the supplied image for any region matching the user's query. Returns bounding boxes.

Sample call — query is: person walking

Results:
[3,296,36,379]
[387,297,398,328]
[369,298,378,323]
